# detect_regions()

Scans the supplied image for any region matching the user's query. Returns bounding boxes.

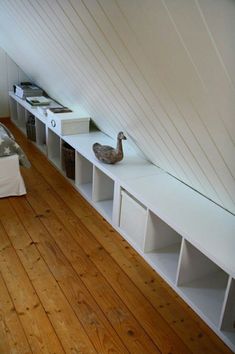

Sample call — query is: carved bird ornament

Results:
[92,132,127,164]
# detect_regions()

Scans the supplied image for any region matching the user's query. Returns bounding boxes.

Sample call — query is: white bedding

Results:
[0,155,26,198]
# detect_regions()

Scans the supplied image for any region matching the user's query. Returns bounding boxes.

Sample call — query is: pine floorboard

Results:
[0,118,233,354]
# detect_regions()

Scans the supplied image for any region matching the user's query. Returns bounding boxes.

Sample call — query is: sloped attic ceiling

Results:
[0,0,234,214]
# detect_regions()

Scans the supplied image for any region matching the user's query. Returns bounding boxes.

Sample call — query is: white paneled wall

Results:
[0,0,234,214]
[0,47,29,117]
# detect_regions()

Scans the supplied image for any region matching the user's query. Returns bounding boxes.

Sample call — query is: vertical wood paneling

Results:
[0,0,234,214]
[0,47,28,117]
[0,47,8,117]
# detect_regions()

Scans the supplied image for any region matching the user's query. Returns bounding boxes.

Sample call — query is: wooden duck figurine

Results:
[92,131,127,164]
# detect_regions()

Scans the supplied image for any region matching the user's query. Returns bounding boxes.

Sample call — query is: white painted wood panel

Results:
[0,46,29,117]
[163,0,235,195]
[0,0,234,214]
[0,47,8,117]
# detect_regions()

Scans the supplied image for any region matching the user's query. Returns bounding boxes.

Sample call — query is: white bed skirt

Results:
[0,155,26,198]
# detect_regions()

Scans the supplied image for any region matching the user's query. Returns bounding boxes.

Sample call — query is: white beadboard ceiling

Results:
[0,0,234,214]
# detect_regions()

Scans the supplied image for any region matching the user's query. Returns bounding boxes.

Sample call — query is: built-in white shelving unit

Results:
[9,91,235,352]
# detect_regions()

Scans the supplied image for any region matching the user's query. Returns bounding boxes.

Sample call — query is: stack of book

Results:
[14,83,43,99]
[26,96,51,106]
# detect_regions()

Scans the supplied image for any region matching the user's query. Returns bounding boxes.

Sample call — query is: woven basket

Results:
[26,115,36,141]
[62,143,75,180]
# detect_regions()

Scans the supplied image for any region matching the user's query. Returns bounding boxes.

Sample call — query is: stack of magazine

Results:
[14,82,73,116]
[47,107,72,115]
[14,82,43,99]
[37,101,64,116]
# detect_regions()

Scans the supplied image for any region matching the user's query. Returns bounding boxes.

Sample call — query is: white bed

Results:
[0,154,26,198]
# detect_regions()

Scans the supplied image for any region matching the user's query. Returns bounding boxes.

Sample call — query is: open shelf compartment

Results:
[47,128,61,170]
[92,167,114,221]
[220,277,235,348]
[75,152,93,201]
[144,210,182,283]
[177,239,229,327]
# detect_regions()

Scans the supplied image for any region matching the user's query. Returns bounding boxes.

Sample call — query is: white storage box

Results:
[119,190,147,250]
[48,112,90,136]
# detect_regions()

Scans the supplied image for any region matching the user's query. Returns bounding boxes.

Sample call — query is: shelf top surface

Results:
[9,91,89,123]
[10,91,38,111]
[63,132,164,181]
[124,173,235,276]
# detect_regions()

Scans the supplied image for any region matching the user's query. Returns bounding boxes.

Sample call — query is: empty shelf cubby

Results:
[144,210,182,283]
[92,167,114,221]
[177,239,229,327]
[75,152,93,201]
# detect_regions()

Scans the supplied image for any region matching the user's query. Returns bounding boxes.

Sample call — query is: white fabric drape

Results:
[0,155,26,197]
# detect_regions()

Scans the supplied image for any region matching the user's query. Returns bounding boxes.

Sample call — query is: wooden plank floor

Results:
[0,118,233,354]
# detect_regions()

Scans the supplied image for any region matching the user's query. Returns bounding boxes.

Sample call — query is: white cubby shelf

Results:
[144,210,182,283]
[92,167,114,221]
[75,152,93,200]
[9,91,235,352]
[177,240,229,327]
